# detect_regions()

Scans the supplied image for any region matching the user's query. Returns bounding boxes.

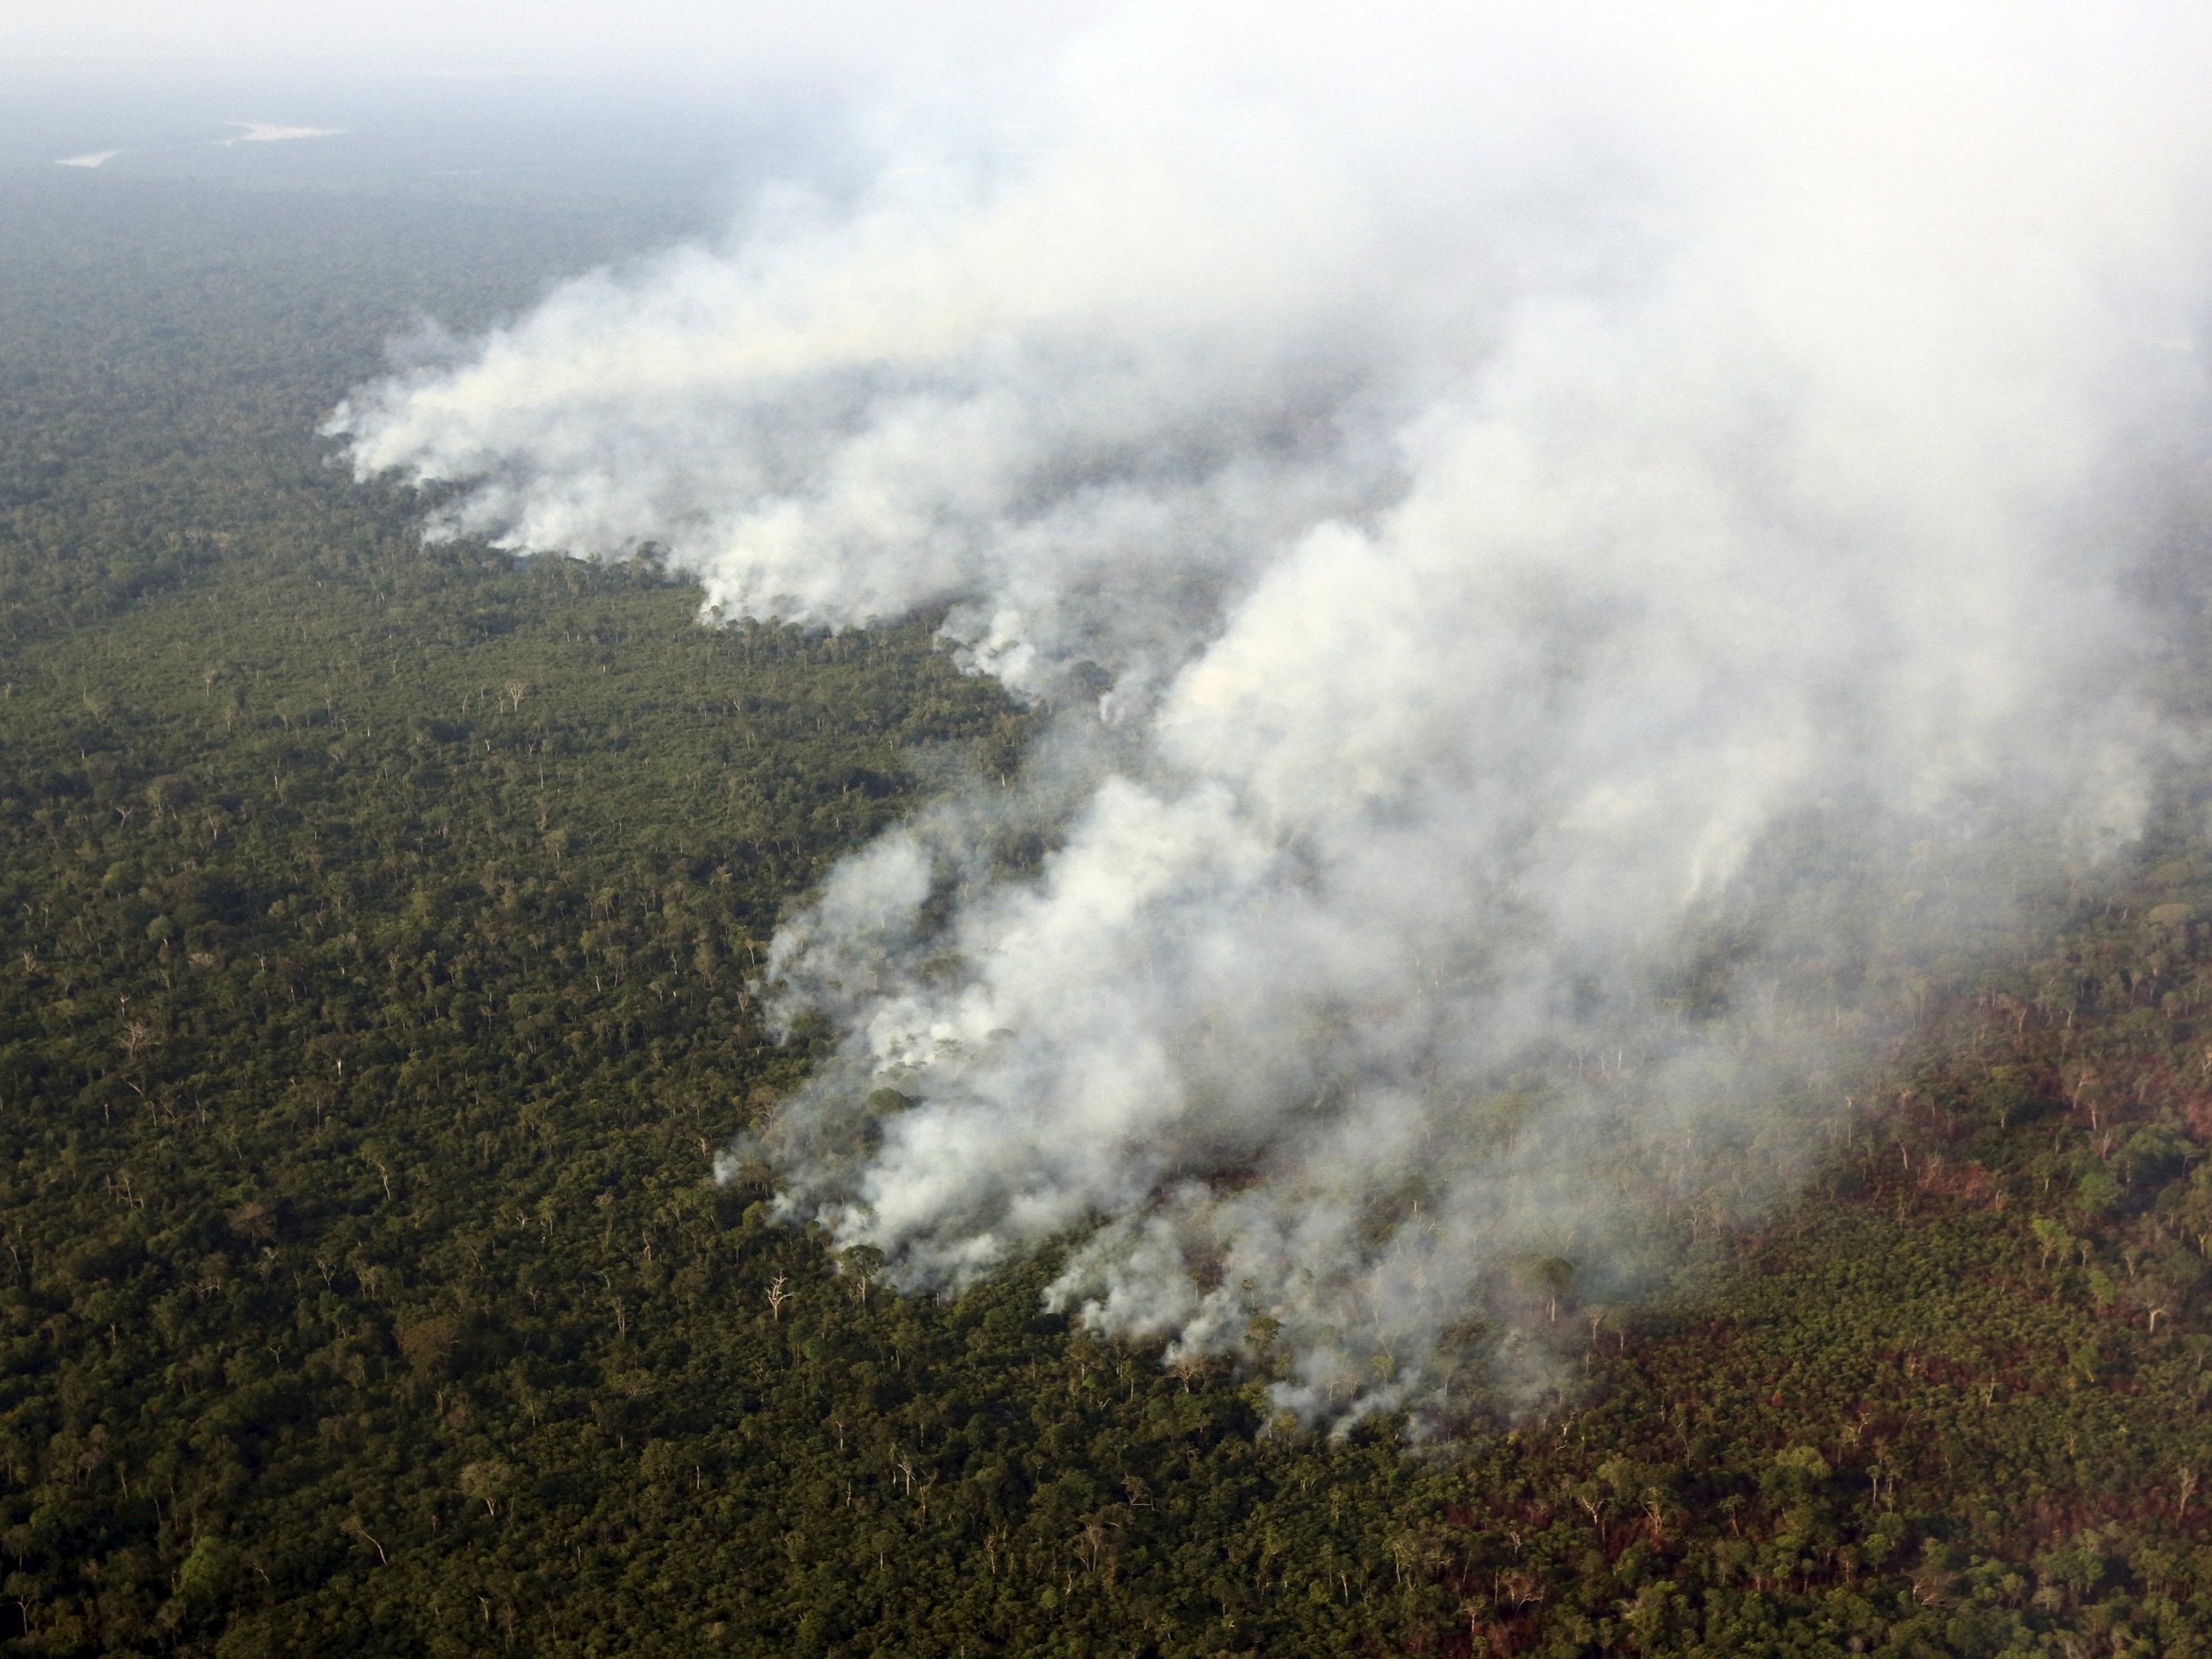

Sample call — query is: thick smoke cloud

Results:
[331,3,2212,1420]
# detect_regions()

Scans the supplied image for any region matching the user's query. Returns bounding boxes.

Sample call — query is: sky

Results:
[0,0,1112,86]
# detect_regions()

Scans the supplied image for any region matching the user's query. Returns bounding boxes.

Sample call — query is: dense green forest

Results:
[5,145,2212,1657]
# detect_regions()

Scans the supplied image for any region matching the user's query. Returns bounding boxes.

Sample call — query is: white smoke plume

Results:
[331,3,2212,1420]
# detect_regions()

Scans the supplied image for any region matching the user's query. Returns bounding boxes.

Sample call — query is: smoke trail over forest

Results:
[332,4,2212,1419]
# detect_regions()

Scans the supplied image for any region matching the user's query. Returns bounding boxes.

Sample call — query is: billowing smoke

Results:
[331,4,2212,1420]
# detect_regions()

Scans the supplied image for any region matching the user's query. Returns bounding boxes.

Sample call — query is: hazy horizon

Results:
[0,1,1110,92]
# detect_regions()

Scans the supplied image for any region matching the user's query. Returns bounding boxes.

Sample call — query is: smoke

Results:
[330,2,2212,1420]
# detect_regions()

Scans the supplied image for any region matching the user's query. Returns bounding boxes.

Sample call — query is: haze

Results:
[1,0,1108,88]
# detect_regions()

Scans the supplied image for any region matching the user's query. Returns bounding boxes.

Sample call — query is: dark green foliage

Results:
[0,534,1440,1659]
[0,168,686,643]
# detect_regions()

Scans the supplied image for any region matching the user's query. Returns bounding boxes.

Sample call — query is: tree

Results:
[457,1461,512,1517]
